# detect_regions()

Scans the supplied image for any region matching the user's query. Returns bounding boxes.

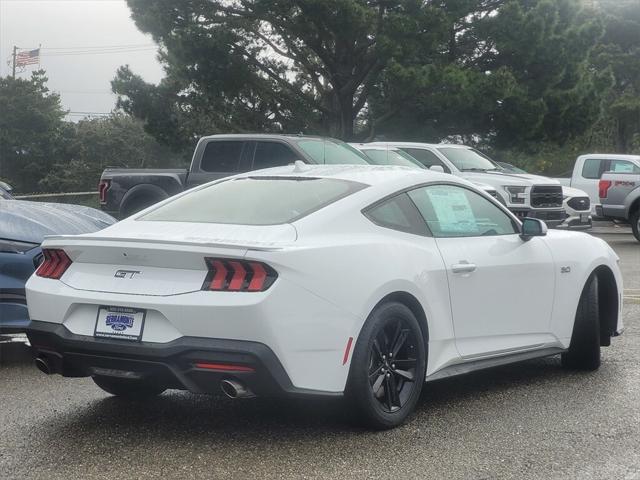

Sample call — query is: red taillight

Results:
[202,258,277,292]
[98,179,111,204]
[35,249,72,279]
[599,180,612,199]
[193,362,255,372]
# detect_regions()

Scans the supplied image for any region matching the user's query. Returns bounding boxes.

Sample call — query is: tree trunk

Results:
[616,117,628,153]
[325,90,355,140]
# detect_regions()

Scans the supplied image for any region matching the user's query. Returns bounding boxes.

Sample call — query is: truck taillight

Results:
[202,258,277,292]
[36,249,72,279]
[598,180,612,199]
[98,179,111,204]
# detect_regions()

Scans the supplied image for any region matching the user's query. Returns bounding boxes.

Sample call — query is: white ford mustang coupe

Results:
[25,164,623,429]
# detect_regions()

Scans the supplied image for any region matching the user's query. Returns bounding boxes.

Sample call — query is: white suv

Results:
[366,142,565,227]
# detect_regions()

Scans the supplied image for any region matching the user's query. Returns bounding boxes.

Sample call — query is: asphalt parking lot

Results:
[1,227,639,479]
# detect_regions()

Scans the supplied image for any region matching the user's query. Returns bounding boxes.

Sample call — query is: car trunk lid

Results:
[43,222,296,296]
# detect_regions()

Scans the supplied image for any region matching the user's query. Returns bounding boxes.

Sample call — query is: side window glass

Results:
[408,185,517,238]
[609,160,640,173]
[401,148,451,173]
[365,193,428,235]
[253,142,300,169]
[582,159,604,179]
[200,141,244,173]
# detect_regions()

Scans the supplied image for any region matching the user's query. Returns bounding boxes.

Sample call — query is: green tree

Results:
[372,0,603,148]
[590,0,640,153]
[39,114,186,192]
[0,71,67,193]
[113,0,444,145]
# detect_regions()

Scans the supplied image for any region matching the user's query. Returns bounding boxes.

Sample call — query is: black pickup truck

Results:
[99,134,370,217]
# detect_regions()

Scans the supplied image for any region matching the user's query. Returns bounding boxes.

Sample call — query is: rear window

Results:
[200,141,244,172]
[582,158,604,179]
[139,177,366,225]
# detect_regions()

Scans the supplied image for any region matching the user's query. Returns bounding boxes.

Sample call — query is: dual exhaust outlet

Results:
[35,357,255,399]
[220,379,255,399]
[35,356,53,375]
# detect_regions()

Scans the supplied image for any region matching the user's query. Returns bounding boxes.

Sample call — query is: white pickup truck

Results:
[365,142,565,227]
[557,154,640,215]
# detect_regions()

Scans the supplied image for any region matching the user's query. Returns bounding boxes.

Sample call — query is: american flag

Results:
[15,48,40,67]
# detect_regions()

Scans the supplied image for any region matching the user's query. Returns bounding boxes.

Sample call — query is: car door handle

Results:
[451,262,477,274]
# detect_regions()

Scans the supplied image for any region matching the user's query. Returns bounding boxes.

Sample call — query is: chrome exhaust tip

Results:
[35,356,52,375]
[220,379,255,399]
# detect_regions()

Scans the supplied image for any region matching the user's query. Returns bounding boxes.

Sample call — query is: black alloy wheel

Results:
[347,302,426,429]
[369,318,420,413]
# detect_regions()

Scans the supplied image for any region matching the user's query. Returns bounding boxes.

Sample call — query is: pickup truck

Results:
[365,142,565,227]
[496,161,592,230]
[599,171,640,241]
[99,134,369,217]
[557,154,640,215]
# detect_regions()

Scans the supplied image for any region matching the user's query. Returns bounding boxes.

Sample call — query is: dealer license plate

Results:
[94,306,145,341]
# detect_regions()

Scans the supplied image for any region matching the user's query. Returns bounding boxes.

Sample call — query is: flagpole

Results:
[12,46,17,78]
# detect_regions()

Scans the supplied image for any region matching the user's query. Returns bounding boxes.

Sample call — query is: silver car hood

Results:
[0,199,116,244]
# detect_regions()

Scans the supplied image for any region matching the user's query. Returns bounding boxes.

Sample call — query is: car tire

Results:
[561,275,601,371]
[120,195,159,218]
[630,209,640,243]
[346,302,427,430]
[92,375,166,398]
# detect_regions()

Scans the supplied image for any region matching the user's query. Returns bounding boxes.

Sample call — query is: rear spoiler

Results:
[41,235,288,252]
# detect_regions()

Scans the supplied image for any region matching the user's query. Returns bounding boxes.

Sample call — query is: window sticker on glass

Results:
[426,187,477,234]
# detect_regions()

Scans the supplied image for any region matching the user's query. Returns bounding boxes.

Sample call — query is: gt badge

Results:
[114,270,141,279]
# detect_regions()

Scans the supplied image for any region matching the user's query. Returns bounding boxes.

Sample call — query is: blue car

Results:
[0,183,116,333]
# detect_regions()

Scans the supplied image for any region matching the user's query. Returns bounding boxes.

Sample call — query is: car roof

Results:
[366,142,472,149]
[198,133,342,142]
[578,153,640,161]
[349,143,403,151]
[234,162,449,187]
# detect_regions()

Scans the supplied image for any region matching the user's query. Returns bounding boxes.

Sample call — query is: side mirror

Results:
[0,181,13,192]
[429,165,445,173]
[520,217,547,240]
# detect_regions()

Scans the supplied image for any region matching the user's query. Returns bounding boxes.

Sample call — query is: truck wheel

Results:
[631,210,640,242]
[93,376,166,398]
[346,302,426,430]
[121,193,165,217]
[561,275,600,371]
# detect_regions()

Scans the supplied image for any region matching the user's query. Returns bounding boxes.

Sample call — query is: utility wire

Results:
[41,48,156,57]
[67,111,112,115]
[40,43,156,50]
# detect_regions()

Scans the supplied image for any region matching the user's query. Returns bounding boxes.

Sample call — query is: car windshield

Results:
[139,177,367,225]
[294,139,370,165]
[361,149,425,169]
[438,147,500,172]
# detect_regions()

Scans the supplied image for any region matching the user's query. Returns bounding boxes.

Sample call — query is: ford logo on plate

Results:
[105,314,134,331]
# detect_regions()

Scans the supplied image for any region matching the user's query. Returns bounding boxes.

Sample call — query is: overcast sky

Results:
[0,0,164,119]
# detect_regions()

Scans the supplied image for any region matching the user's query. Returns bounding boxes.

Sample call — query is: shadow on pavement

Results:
[31,355,577,443]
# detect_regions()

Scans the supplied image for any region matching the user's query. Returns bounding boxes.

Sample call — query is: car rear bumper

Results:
[26,273,359,393]
[25,320,341,398]
[599,204,627,220]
